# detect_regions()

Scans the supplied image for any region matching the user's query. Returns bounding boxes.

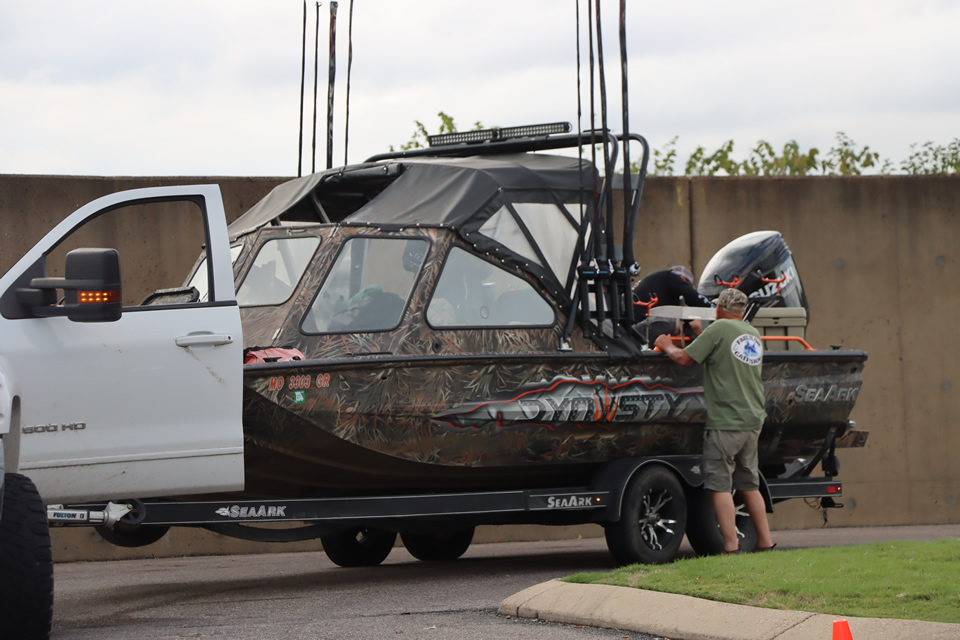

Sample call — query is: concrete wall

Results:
[1,173,957,561]
[631,176,960,530]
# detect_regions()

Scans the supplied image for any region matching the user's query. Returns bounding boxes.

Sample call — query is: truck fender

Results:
[0,358,21,475]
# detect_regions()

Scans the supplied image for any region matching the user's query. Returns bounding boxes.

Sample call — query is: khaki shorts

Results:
[702,428,762,493]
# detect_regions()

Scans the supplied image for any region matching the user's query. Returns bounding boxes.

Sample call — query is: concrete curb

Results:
[499,580,960,640]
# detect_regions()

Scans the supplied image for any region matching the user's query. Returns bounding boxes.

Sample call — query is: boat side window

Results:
[426,247,554,328]
[236,237,320,307]
[479,202,580,291]
[187,244,244,303]
[302,237,428,333]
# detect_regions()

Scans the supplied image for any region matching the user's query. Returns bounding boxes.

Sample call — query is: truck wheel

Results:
[400,527,474,562]
[684,487,758,556]
[0,473,54,640]
[604,465,687,565]
[321,527,397,567]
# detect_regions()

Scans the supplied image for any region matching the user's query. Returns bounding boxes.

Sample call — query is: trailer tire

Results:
[604,465,687,565]
[400,527,474,562]
[0,473,53,640]
[321,527,397,567]
[684,487,758,556]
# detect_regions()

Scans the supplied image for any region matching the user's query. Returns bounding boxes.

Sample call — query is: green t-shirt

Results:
[683,318,766,431]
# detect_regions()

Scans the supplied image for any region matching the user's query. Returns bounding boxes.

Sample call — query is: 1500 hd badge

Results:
[23,422,86,434]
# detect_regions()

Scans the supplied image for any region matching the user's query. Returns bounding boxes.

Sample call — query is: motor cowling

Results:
[697,231,809,318]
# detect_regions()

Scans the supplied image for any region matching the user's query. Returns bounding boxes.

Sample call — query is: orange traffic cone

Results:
[832,619,853,640]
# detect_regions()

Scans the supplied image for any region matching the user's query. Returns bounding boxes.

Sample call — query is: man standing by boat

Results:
[654,288,775,553]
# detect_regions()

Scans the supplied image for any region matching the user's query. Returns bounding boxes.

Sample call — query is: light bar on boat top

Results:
[428,122,571,147]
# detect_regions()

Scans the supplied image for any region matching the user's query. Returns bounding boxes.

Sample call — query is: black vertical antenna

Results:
[326,1,339,170]
[619,0,634,270]
[586,0,601,262]
[297,0,307,177]
[311,2,321,174]
[343,0,355,166]
[594,0,615,264]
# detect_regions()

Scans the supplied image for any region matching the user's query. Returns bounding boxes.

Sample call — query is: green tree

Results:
[900,139,960,174]
[818,132,881,175]
[648,136,678,176]
[741,140,820,176]
[647,132,887,176]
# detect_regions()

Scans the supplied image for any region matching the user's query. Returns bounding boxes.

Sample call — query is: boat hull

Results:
[237,351,866,498]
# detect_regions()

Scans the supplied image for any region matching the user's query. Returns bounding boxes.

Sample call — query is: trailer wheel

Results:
[400,527,474,562]
[605,465,687,565]
[0,473,54,640]
[321,527,397,567]
[684,487,758,556]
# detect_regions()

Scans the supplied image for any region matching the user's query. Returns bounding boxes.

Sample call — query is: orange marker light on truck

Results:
[78,290,121,304]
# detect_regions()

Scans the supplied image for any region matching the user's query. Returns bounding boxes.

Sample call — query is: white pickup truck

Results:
[0,186,243,639]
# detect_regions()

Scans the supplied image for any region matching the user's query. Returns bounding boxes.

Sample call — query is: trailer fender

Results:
[589,456,703,522]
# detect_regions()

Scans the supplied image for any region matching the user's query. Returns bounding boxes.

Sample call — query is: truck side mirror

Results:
[23,248,123,322]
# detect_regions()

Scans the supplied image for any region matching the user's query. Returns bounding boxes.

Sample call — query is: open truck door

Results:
[0,185,244,503]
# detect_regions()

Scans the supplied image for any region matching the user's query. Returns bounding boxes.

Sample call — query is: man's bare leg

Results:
[711,491,740,552]
[741,490,775,549]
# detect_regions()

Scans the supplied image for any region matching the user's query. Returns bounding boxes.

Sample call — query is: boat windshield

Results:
[426,247,554,327]
[302,237,429,334]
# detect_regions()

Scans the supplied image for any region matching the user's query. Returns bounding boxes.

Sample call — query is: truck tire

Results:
[321,527,396,567]
[604,465,687,565]
[0,473,54,640]
[400,527,474,562]
[684,486,758,556]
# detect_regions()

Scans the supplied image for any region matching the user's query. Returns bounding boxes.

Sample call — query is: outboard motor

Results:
[697,231,809,318]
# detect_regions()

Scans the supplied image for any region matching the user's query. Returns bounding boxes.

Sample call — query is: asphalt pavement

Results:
[501,524,960,640]
[51,524,960,639]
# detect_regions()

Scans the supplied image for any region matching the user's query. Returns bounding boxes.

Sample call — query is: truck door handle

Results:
[176,333,234,348]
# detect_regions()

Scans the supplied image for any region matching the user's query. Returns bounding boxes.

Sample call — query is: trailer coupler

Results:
[47,502,134,528]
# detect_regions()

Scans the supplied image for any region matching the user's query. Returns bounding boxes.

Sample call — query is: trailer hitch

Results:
[47,501,134,528]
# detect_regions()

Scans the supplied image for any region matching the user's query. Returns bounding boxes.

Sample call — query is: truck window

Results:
[301,237,427,333]
[236,237,319,307]
[45,200,210,308]
[426,247,554,328]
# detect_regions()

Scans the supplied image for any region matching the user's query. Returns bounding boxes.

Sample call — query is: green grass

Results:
[564,539,960,624]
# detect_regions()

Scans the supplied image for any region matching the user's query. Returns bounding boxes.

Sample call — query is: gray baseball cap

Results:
[717,288,748,312]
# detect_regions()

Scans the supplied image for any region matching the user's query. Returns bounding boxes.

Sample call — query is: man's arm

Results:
[654,333,695,366]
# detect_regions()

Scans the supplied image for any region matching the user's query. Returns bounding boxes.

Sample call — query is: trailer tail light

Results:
[78,289,121,304]
[827,484,841,494]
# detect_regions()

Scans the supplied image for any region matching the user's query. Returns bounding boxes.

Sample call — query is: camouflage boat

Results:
[204,125,866,499]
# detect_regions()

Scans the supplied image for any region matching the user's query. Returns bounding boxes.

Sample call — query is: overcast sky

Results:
[2,0,958,177]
